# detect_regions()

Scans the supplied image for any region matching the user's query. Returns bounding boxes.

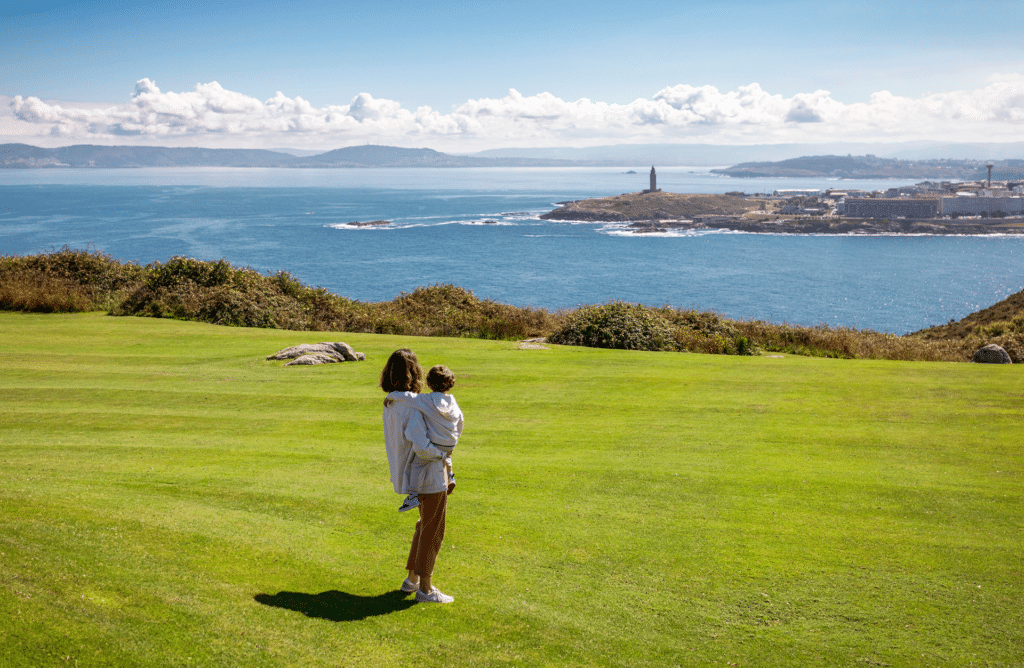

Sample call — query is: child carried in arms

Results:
[384,365,463,511]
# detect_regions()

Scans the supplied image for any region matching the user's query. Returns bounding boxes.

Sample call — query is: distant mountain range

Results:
[0,143,574,169]
[4,142,1024,174]
[471,141,1024,166]
[710,155,1024,181]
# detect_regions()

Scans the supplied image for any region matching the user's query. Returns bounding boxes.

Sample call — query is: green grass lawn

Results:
[1,312,1021,667]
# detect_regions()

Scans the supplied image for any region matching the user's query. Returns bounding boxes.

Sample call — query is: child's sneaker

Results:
[398,494,420,512]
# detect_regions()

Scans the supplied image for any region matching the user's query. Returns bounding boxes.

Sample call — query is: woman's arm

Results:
[404,409,446,461]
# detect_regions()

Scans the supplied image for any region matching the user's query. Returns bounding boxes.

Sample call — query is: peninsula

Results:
[541,189,1024,235]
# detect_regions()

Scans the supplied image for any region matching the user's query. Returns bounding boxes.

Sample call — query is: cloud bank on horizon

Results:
[8,75,1024,151]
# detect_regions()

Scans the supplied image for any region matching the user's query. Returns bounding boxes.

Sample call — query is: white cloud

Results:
[8,76,1024,150]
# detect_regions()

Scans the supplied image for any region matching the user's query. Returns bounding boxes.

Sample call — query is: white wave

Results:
[601,227,744,238]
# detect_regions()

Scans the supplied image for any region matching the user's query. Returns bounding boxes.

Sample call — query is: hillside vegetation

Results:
[2,247,1021,362]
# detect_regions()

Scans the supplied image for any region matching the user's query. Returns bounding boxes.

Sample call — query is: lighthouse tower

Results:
[644,166,660,193]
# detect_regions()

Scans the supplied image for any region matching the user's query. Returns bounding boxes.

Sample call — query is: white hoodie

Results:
[385,391,464,495]
[392,391,464,446]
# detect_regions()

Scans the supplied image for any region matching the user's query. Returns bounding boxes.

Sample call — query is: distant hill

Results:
[294,144,573,167]
[0,143,573,169]
[710,155,1024,180]
[0,143,298,168]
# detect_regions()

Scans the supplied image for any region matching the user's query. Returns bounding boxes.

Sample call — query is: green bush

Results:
[550,302,675,351]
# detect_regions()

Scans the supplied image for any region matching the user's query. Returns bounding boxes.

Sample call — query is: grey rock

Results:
[268,342,365,363]
[972,343,1012,364]
[267,343,336,360]
[327,341,358,361]
[286,352,343,366]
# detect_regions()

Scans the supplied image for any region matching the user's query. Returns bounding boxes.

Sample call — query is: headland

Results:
[541,189,1024,235]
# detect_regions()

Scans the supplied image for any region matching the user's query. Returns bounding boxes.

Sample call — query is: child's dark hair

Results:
[426,365,456,393]
[380,349,423,393]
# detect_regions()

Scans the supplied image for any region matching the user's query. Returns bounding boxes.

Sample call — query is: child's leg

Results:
[445,458,456,494]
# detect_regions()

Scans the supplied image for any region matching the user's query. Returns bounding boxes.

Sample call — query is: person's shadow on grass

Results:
[254,589,416,622]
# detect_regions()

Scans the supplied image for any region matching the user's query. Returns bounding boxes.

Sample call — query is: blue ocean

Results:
[2,166,1023,334]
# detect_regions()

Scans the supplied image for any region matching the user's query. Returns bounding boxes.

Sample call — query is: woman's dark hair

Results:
[380,348,423,393]
[426,365,456,393]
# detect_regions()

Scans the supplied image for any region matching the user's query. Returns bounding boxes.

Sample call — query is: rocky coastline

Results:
[625,217,1024,235]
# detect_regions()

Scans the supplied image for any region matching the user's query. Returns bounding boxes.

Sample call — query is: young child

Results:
[386,365,464,512]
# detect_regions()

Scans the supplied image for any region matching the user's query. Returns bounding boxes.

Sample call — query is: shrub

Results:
[0,270,97,313]
[991,333,1024,363]
[0,246,143,312]
[550,302,674,351]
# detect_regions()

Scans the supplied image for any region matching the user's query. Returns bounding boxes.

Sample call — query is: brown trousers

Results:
[405,490,447,577]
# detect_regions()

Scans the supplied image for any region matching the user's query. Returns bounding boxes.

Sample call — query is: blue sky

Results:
[3,0,1024,150]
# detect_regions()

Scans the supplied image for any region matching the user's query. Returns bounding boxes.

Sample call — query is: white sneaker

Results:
[400,577,419,593]
[415,587,454,604]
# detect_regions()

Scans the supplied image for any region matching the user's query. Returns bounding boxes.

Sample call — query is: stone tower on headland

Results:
[643,166,660,193]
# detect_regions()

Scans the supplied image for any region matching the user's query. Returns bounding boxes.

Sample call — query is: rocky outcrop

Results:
[267,342,365,365]
[542,208,630,222]
[972,344,1013,364]
[347,220,390,227]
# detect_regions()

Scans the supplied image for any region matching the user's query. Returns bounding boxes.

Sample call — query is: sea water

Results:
[2,167,1023,334]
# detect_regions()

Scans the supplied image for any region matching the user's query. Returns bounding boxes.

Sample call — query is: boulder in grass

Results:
[286,352,343,366]
[972,344,1012,364]
[267,342,364,362]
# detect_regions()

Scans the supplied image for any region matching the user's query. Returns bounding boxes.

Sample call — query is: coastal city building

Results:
[835,193,1024,218]
[939,196,1024,216]
[841,198,940,218]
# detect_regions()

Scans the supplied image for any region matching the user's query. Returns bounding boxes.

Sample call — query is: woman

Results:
[380,348,455,604]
